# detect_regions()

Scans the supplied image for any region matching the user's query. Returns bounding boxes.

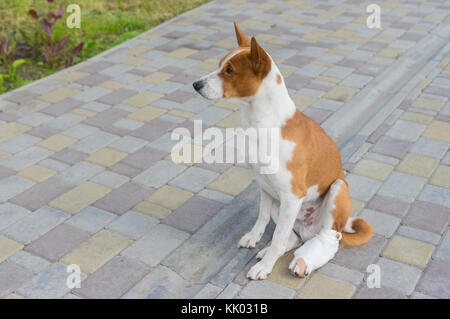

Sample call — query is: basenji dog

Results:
[193,22,373,280]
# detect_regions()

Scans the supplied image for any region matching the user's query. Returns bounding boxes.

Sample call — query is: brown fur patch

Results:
[281,110,345,197]
[276,74,282,85]
[219,38,271,98]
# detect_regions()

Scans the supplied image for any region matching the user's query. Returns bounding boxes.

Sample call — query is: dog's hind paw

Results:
[289,257,307,277]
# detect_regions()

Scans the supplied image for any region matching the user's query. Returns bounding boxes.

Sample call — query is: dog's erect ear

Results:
[234,21,250,47]
[250,37,271,77]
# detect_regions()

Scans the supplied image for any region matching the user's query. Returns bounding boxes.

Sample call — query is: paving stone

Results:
[353,286,407,299]
[430,165,450,189]
[416,260,450,298]
[403,201,449,234]
[2,206,69,245]
[318,262,365,286]
[0,165,15,180]
[74,256,149,299]
[206,166,253,196]
[422,120,450,143]
[168,166,219,193]
[60,230,132,274]
[239,279,295,299]
[386,120,426,142]
[120,146,167,170]
[346,173,382,201]
[55,161,104,185]
[0,203,31,231]
[372,136,412,159]
[25,224,89,262]
[63,123,99,140]
[396,154,440,178]
[133,160,186,188]
[333,234,387,272]
[351,159,393,181]
[122,265,203,299]
[8,250,50,274]
[295,273,355,299]
[90,170,130,189]
[366,195,410,218]
[378,172,426,203]
[108,136,148,153]
[0,133,41,154]
[409,138,449,158]
[10,177,73,212]
[434,228,450,263]
[70,131,119,154]
[146,185,193,210]
[18,165,56,182]
[65,206,117,234]
[0,235,24,262]
[216,283,241,299]
[376,257,422,295]
[49,182,111,215]
[163,196,223,234]
[0,262,33,298]
[357,209,401,237]
[17,262,86,299]
[94,182,152,215]
[382,235,435,269]
[193,283,223,299]
[198,189,234,204]
[411,292,437,299]
[122,223,189,267]
[86,148,128,167]
[397,225,441,245]
[267,250,306,290]
[107,210,159,239]
[419,185,450,208]
[1,146,53,171]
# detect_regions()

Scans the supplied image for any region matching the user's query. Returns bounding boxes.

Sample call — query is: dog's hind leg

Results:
[288,179,350,277]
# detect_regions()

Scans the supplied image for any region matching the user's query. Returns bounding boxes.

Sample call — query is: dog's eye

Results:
[225,66,233,74]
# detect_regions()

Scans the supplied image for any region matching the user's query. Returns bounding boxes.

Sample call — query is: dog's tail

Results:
[340,217,373,247]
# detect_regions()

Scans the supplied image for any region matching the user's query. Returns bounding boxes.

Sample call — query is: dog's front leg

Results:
[247,193,303,280]
[238,187,272,248]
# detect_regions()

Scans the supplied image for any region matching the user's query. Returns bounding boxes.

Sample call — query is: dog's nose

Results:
[193,80,204,92]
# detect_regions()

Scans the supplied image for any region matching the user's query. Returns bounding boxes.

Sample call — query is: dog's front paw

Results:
[247,261,272,280]
[289,256,307,277]
[238,232,261,248]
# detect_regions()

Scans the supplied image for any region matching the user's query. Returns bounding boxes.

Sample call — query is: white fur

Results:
[196,50,345,280]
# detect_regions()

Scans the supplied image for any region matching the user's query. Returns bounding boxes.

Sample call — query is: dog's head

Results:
[193,22,275,100]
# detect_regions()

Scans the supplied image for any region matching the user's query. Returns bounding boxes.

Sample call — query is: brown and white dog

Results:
[193,22,373,280]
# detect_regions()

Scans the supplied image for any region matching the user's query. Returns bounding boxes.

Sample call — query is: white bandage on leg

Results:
[293,229,341,275]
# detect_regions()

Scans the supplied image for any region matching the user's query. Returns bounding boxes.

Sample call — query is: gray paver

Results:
[376,257,422,295]
[0,203,31,231]
[168,166,219,193]
[121,224,189,267]
[8,250,51,274]
[358,209,401,238]
[0,262,34,298]
[107,210,159,239]
[133,160,186,188]
[65,206,117,234]
[377,172,426,203]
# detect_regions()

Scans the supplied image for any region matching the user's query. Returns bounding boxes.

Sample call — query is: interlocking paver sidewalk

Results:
[0,0,449,299]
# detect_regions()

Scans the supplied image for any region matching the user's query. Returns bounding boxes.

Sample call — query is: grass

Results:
[0,0,211,93]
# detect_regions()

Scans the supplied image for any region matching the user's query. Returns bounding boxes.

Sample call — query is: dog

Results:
[193,22,373,280]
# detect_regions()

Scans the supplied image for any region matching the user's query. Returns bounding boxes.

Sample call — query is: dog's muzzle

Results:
[193,80,204,92]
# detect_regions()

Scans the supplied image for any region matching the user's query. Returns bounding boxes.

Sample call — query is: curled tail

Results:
[341,217,373,247]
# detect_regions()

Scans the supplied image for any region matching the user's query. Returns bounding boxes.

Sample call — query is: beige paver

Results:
[147,185,193,210]
[38,87,81,103]
[396,154,439,178]
[0,235,23,262]
[324,86,358,102]
[127,106,167,122]
[60,230,132,274]
[422,121,450,142]
[295,273,355,299]
[123,92,164,108]
[86,148,128,167]
[37,134,78,152]
[400,112,433,125]
[430,165,450,188]
[18,165,56,182]
[166,48,198,59]
[268,250,306,290]
[57,71,90,83]
[216,111,242,128]
[49,182,111,215]
[133,201,172,219]
[0,122,31,143]
[412,97,445,111]
[352,159,394,181]
[141,72,173,84]
[207,166,253,196]
[382,235,435,268]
